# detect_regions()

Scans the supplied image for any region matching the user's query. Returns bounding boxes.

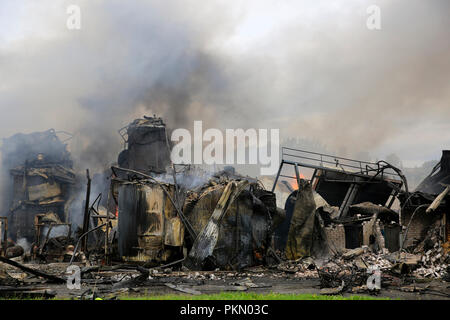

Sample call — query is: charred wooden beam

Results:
[0,256,65,284]
[426,185,449,213]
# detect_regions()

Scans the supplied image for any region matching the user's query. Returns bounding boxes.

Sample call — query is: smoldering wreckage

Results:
[0,116,449,299]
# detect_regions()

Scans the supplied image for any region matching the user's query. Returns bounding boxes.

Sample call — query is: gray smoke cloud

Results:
[0,0,449,182]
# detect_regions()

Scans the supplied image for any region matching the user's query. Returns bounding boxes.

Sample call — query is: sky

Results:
[0,0,449,171]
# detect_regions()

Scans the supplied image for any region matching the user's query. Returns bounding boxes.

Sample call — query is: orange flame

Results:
[288,173,305,189]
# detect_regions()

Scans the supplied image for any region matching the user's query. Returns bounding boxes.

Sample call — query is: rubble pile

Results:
[412,227,450,279]
[0,264,20,286]
[333,247,393,271]
[277,246,395,279]
[414,250,449,278]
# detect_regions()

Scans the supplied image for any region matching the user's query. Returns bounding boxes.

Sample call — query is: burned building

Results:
[272,147,406,257]
[110,165,278,271]
[400,150,450,249]
[1,129,75,244]
[104,116,279,270]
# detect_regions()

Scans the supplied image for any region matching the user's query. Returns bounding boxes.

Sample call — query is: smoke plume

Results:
[0,0,449,177]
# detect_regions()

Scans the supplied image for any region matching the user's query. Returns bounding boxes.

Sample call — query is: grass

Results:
[0,292,392,300]
[118,292,391,300]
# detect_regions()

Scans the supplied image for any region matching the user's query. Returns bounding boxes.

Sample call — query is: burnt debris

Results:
[0,118,449,299]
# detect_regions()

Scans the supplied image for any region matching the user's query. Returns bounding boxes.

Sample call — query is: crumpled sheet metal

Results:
[184,181,274,270]
[285,180,317,260]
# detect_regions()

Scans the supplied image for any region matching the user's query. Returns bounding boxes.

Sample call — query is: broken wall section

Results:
[324,224,345,253]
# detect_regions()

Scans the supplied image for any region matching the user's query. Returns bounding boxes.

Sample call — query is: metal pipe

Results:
[283,153,379,173]
[271,161,284,192]
[69,223,107,265]
[282,160,402,182]
[282,147,378,166]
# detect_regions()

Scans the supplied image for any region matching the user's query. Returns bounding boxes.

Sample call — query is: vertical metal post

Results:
[105,188,111,265]
[294,163,301,190]
[338,183,360,218]
[81,169,91,253]
[271,161,284,192]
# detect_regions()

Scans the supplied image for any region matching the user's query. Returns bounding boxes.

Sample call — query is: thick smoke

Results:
[0,0,449,178]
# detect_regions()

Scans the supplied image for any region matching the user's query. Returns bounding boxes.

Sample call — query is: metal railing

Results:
[281,147,402,179]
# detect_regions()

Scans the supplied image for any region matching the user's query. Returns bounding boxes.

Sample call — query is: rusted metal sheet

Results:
[164,217,184,246]
[118,182,184,263]
[141,184,164,237]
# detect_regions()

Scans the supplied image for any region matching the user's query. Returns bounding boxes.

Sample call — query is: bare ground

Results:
[2,263,448,300]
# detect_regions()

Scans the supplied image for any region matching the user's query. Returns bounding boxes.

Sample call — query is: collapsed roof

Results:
[415,150,450,195]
